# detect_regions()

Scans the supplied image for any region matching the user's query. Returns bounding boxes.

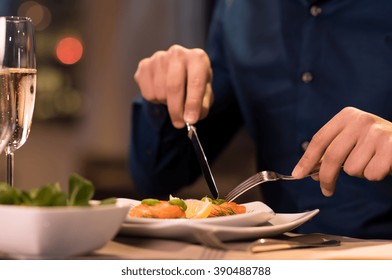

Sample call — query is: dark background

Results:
[0,0,260,203]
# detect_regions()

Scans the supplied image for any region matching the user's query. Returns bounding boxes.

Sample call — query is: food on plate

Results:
[0,173,116,207]
[128,196,246,219]
[129,198,187,218]
[184,198,212,218]
[209,201,246,217]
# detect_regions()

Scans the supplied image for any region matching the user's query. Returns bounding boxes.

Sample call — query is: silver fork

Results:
[225,169,320,202]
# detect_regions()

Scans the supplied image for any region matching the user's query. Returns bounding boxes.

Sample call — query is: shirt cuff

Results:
[133,95,169,131]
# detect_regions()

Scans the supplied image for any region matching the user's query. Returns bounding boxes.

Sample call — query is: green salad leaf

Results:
[68,173,94,206]
[0,173,116,207]
[28,183,68,206]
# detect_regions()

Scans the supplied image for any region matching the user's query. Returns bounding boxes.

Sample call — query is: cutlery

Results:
[186,123,219,199]
[195,231,340,252]
[249,237,340,253]
[225,169,321,202]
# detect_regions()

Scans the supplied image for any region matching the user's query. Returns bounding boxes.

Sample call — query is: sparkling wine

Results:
[0,69,13,153]
[6,68,37,152]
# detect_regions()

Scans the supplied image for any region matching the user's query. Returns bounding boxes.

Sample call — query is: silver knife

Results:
[186,123,219,199]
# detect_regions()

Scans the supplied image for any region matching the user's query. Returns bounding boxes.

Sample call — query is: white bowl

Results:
[0,199,131,259]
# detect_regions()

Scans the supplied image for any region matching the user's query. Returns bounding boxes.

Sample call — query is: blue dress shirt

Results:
[130,0,392,239]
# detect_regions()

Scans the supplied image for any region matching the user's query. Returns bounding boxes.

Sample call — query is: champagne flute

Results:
[0,68,14,156]
[0,16,36,186]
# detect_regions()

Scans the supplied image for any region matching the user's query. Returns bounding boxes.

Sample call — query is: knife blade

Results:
[186,123,219,199]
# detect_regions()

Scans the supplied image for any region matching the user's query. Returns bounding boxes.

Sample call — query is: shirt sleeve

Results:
[129,95,199,197]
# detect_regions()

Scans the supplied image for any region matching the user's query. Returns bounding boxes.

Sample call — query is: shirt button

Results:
[301,141,310,151]
[301,72,313,83]
[310,6,322,16]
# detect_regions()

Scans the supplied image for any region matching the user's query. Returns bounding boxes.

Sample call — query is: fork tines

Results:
[224,172,265,202]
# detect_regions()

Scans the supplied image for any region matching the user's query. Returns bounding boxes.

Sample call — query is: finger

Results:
[134,58,156,101]
[362,118,392,179]
[318,130,357,196]
[363,146,392,181]
[343,138,375,178]
[309,162,321,181]
[151,51,168,103]
[184,48,212,124]
[318,165,340,197]
[166,58,187,128]
[292,117,345,178]
[200,82,214,120]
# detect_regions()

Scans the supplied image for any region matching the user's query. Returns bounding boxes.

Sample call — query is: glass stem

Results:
[6,152,14,186]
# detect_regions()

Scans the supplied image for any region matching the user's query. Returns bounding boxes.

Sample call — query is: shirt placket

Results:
[296,2,325,153]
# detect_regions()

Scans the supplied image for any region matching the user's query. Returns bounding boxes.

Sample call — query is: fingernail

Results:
[184,111,197,124]
[291,165,302,178]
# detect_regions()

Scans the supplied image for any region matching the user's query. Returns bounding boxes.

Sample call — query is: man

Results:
[130,0,392,239]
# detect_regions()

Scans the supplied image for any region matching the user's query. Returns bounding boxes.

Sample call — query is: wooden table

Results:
[75,234,392,260]
[2,233,391,280]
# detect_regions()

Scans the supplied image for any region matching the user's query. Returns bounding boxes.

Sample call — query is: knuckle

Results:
[192,48,208,59]
[343,164,362,177]
[151,50,168,64]
[166,80,183,94]
[154,50,167,57]
[340,106,358,115]
[369,123,388,140]
[358,112,376,127]
[339,106,365,125]
[189,48,211,66]
[340,106,364,119]
[322,148,341,165]
[134,59,149,79]
[363,165,385,181]
[310,130,324,146]
[168,44,186,57]
[188,76,204,89]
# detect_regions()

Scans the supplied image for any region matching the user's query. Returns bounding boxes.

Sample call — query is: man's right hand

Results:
[134,44,214,129]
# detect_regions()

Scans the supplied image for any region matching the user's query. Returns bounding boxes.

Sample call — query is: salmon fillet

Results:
[129,201,186,219]
[208,202,246,217]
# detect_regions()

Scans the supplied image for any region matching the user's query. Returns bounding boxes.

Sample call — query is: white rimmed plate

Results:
[119,208,320,243]
[120,198,275,227]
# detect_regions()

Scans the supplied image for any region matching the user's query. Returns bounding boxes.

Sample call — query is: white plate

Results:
[119,208,320,243]
[121,198,275,227]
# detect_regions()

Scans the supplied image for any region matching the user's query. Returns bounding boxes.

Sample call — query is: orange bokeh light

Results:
[55,36,83,65]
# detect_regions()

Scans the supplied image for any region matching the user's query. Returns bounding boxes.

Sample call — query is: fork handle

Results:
[307,168,320,177]
[282,168,320,180]
[305,166,345,177]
